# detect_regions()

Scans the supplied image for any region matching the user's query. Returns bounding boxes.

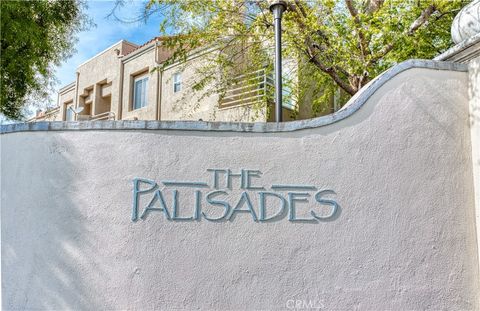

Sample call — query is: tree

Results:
[133,0,466,117]
[0,0,89,120]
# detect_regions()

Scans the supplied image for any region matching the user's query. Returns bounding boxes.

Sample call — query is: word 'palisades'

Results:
[132,169,340,223]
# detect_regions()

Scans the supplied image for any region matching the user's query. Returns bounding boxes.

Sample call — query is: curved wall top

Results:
[0,60,468,134]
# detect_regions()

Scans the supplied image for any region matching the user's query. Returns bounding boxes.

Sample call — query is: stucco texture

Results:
[1,65,479,310]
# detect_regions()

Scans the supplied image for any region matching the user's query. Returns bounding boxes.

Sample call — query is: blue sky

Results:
[55,0,164,91]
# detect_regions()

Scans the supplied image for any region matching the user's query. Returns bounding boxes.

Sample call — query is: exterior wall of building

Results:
[75,41,132,120]
[58,83,75,121]
[161,50,269,122]
[51,41,281,123]
[122,40,139,56]
[121,46,159,120]
[54,40,139,122]
[29,107,62,122]
[2,61,478,310]
[46,108,62,121]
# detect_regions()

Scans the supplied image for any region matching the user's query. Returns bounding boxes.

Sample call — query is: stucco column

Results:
[452,0,480,293]
[469,56,480,288]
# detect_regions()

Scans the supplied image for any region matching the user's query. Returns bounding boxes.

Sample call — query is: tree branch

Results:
[306,48,356,95]
[345,0,368,62]
[408,4,436,35]
[345,0,359,17]
[364,0,385,14]
[368,3,439,65]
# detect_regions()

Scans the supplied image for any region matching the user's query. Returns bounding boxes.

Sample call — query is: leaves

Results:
[0,0,90,120]
[136,0,467,118]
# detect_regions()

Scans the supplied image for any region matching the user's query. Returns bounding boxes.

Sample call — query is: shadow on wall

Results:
[1,135,107,310]
[406,75,469,140]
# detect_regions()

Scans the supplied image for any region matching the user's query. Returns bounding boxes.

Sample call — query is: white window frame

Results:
[133,75,149,110]
[173,72,182,93]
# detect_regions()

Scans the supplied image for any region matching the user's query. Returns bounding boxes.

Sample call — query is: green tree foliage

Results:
[0,0,89,120]
[140,0,466,117]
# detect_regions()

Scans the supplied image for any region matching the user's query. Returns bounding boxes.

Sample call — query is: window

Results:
[282,83,295,110]
[281,63,296,110]
[133,76,148,109]
[173,72,182,93]
[65,103,74,121]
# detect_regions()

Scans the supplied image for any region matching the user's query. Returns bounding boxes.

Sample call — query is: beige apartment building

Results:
[32,37,299,123]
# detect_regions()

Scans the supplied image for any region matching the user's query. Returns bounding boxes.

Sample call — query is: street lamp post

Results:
[269,0,287,123]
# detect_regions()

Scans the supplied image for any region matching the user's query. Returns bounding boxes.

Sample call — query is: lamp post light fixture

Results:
[269,0,287,123]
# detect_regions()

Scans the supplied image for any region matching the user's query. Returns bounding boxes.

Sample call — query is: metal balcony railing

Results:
[218,69,274,109]
[77,111,116,121]
[89,111,116,121]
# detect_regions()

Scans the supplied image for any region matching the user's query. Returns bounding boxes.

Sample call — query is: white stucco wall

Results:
[1,61,478,310]
[469,56,480,278]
